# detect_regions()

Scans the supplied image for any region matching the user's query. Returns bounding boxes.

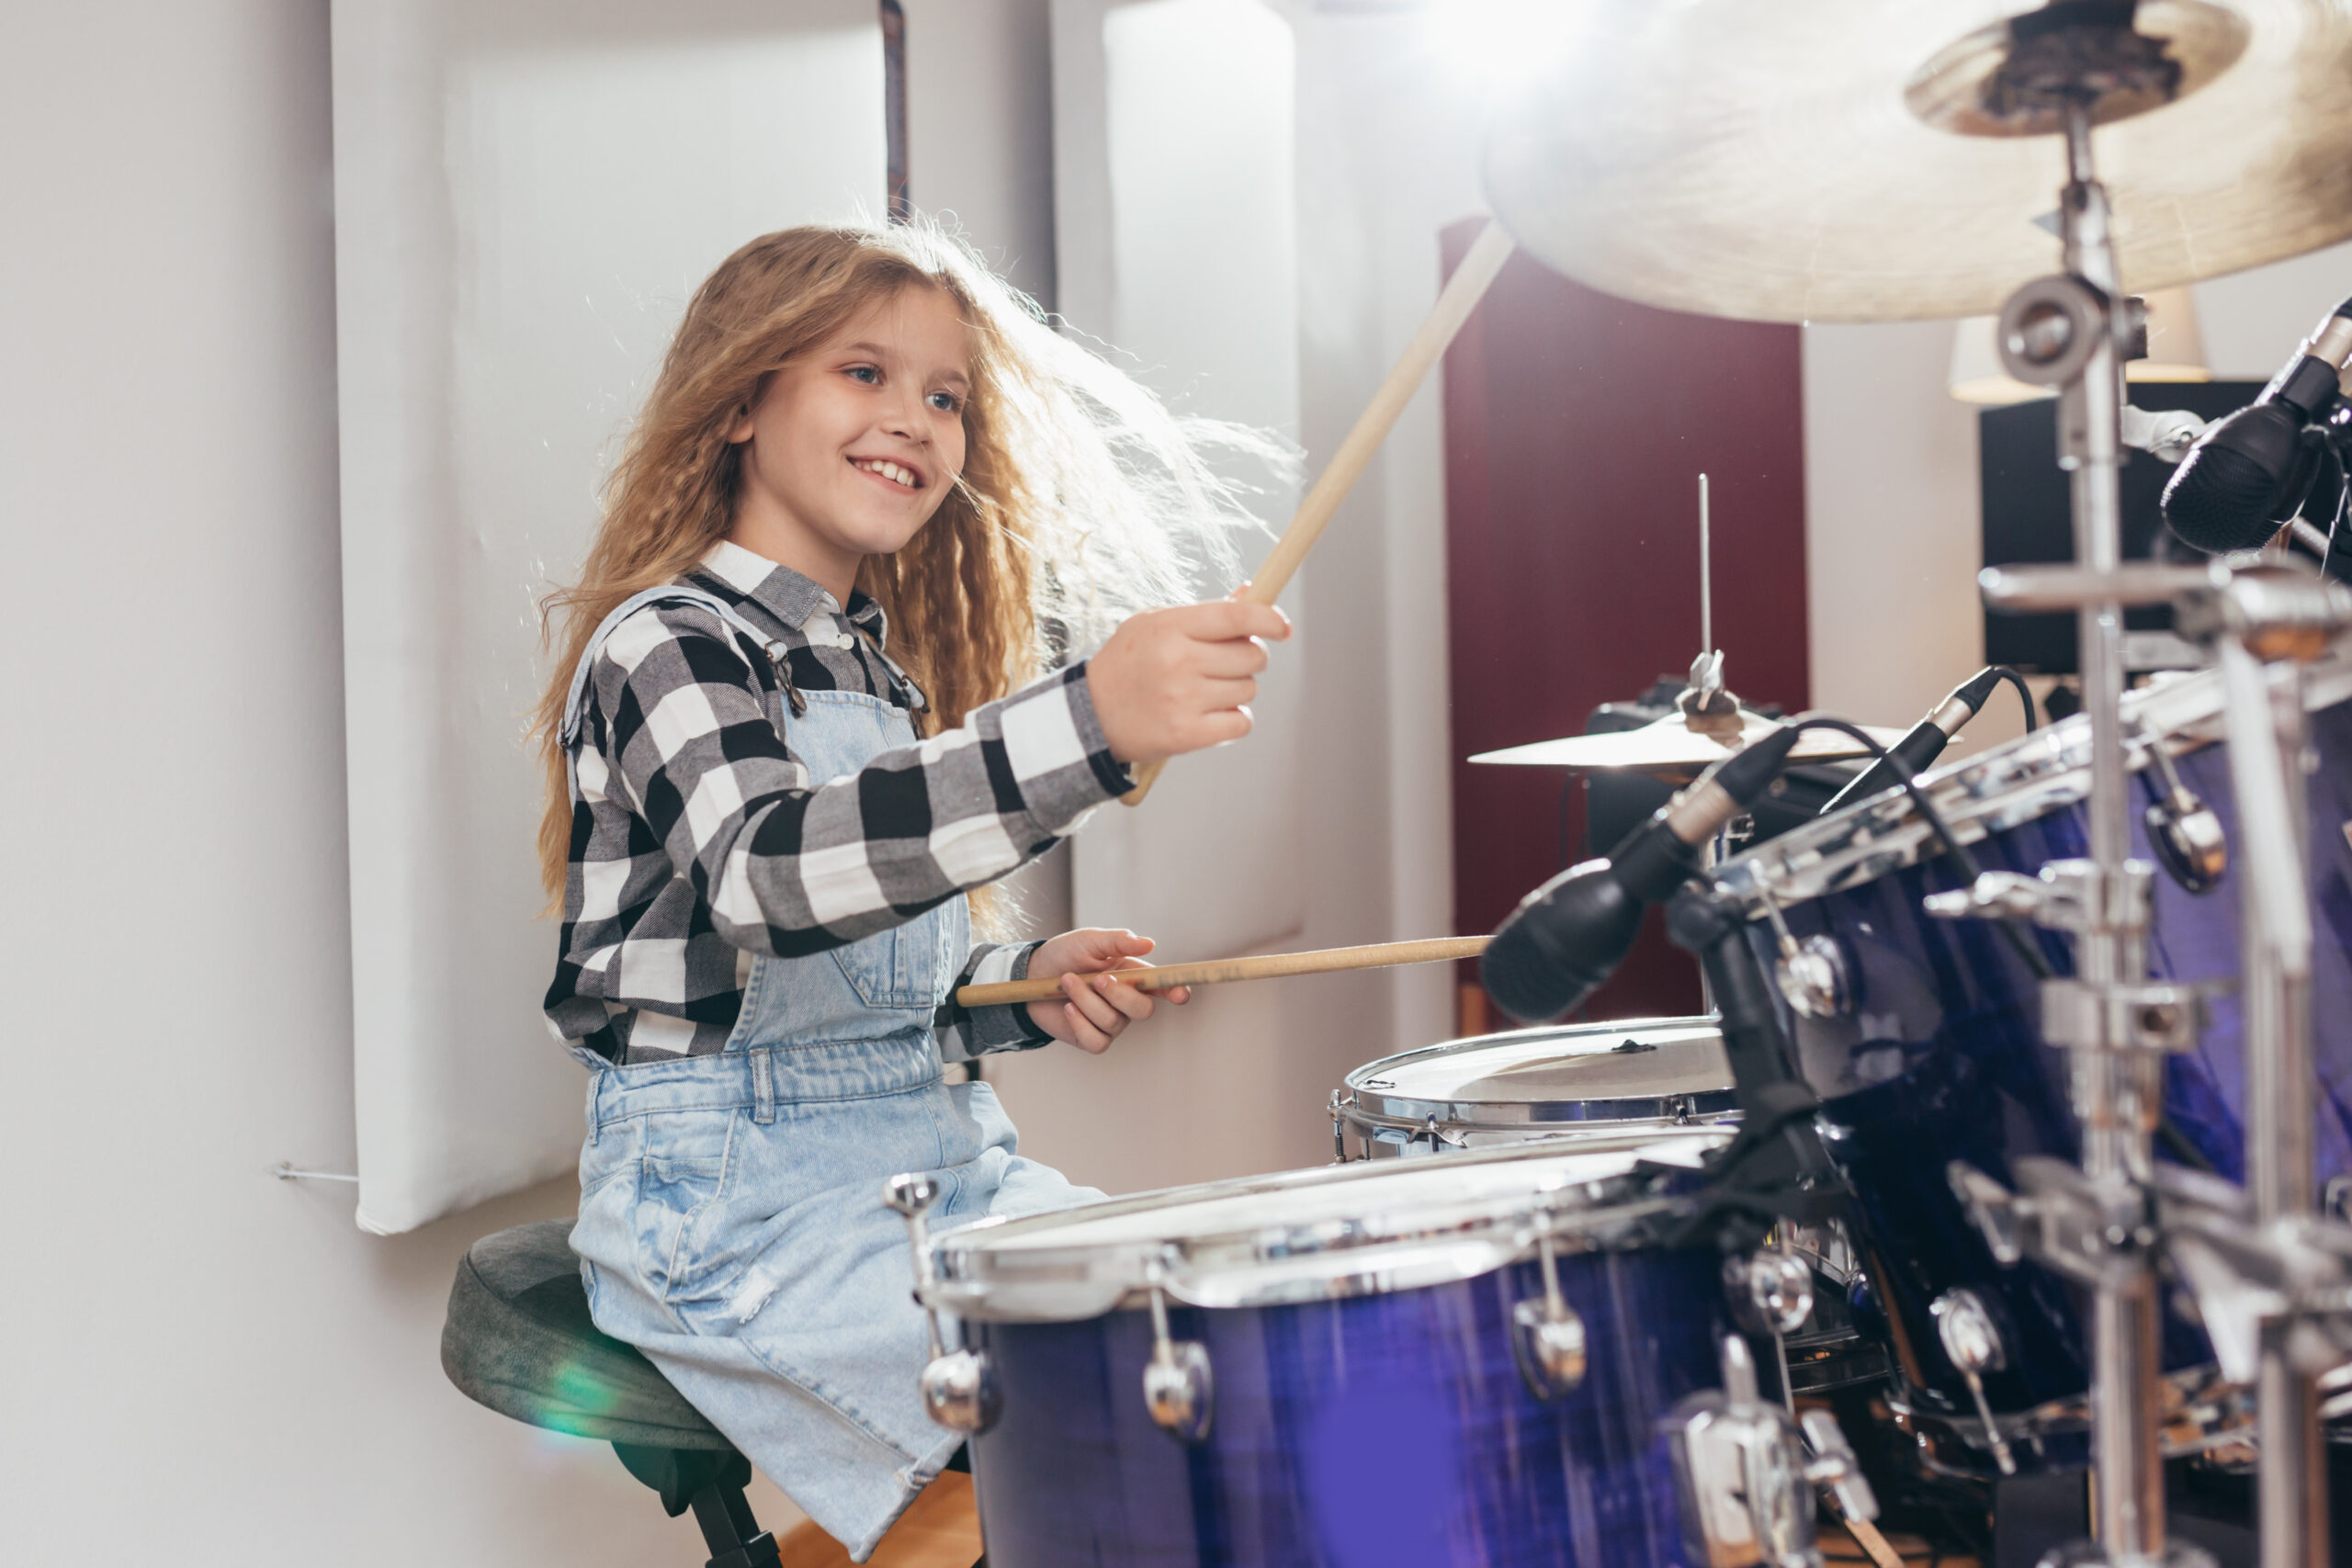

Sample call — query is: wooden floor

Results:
[768,1483,1973,1568]
[1822,1524,1980,1568]
[775,1472,981,1568]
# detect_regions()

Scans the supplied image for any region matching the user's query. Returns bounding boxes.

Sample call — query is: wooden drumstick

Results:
[1840,1517,1907,1568]
[1120,218,1518,807]
[954,935,1489,1009]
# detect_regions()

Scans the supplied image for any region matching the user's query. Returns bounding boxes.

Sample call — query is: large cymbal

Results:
[1485,0,2352,323]
[1471,712,1907,778]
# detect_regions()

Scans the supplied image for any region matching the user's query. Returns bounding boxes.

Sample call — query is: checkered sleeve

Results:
[934,941,1055,1062]
[583,602,1131,957]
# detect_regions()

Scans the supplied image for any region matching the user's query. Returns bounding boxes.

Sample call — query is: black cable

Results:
[1987,664,2037,733]
[1786,714,2055,981]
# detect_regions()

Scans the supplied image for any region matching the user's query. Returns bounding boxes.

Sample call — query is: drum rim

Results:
[926,1124,1734,1322]
[1338,1014,1735,1131]
[1339,1100,1741,1146]
[1713,655,2352,912]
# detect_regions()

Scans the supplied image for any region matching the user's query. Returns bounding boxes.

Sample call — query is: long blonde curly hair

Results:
[533,219,1280,899]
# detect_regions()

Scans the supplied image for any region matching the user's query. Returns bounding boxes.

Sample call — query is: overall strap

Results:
[559,584,787,750]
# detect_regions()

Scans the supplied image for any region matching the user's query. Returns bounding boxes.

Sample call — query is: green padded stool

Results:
[441,1219,782,1568]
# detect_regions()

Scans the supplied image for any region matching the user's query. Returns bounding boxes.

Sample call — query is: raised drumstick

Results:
[1120,218,1517,807]
[954,935,1490,1009]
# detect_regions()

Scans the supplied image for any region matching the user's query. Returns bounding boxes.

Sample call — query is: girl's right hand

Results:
[1087,597,1292,764]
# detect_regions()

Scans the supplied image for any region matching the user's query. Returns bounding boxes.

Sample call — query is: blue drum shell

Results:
[965,1245,1722,1568]
[1760,698,2352,1421]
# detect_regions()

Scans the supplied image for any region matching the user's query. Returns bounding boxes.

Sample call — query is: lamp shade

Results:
[1948,286,2211,404]
[2128,287,2211,383]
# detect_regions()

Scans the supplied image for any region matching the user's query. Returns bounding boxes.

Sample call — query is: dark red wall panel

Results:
[1442,220,1809,1022]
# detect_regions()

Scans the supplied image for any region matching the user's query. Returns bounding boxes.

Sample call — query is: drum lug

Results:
[884,1172,1001,1434]
[1727,1247,1815,1337]
[1756,892,1852,1020]
[1329,1090,1348,1163]
[1930,1288,2018,1476]
[1725,1244,1815,1412]
[1142,1273,1214,1442]
[1511,1212,1589,1400]
[2137,728,2227,895]
[919,1347,1001,1435]
[1666,1336,1868,1568]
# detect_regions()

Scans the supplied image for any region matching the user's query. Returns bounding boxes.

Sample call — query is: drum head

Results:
[930,1125,1732,1323]
[1341,1017,1734,1134]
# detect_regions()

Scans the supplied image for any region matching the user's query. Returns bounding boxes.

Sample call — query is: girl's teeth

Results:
[858,458,915,488]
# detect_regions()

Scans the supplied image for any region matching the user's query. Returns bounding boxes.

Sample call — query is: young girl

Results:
[535,221,1289,1559]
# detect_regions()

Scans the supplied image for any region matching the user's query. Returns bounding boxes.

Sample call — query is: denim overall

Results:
[560,587,1097,1560]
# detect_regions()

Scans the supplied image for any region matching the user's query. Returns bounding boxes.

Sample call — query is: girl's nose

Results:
[880,388,926,441]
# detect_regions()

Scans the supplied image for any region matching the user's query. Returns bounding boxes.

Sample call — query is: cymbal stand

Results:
[1928,90,2190,1568]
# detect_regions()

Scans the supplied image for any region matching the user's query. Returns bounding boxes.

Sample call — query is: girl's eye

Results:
[845,365,880,384]
[928,390,961,413]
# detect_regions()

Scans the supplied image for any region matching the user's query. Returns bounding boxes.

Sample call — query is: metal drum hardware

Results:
[1758,891,1854,1021]
[1931,1288,2018,1476]
[1140,1268,1213,1442]
[1510,1208,1589,1401]
[1665,1336,1876,1568]
[2137,725,2228,895]
[883,1172,1000,1434]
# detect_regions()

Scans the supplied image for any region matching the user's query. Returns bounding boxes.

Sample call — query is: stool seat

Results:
[441,1218,731,1451]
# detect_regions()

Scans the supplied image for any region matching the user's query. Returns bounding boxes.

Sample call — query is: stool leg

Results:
[686,1477,780,1568]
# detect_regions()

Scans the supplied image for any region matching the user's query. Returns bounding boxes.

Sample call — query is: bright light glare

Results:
[1419,0,1594,97]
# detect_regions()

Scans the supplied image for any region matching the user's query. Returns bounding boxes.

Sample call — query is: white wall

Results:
[1,1,813,1556]
[981,2,1475,1195]
[1806,240,2352,752]
[901,0,1058,310]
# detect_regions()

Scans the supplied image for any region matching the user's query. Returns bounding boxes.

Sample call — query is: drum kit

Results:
[883,4,2352,1564]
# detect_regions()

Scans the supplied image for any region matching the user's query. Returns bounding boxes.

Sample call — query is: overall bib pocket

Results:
[782,690,967,1013]
[828,901,959,1010]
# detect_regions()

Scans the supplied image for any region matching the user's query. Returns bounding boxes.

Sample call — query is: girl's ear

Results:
[725,402,755,445]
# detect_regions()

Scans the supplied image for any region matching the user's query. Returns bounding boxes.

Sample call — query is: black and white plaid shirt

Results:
[545,540,1132,1065]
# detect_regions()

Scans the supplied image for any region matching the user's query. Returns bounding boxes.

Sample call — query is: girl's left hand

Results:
[1024,928,1192,1054]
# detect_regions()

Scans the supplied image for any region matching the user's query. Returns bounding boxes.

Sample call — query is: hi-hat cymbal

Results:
[1471,712,1907,777]
[1485,0,2352,323]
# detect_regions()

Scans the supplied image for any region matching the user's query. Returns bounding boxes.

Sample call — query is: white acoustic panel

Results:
[1055,0,1306,962]
[331,0,884,1233]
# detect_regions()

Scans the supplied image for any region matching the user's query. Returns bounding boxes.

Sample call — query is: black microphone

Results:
[1817,666,2004,816]
[2162,296,2352,553]
[1481,724,1804,1023]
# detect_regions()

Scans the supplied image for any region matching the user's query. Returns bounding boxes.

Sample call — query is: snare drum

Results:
[1334,1018,1881,1400]
[924,1130,1770,1567]
[1712,656,2352,1473]
[1331,1018,1737,1159]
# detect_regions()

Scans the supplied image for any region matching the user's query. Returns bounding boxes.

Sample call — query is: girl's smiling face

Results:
[727,285,971,601]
